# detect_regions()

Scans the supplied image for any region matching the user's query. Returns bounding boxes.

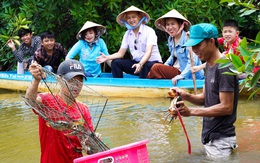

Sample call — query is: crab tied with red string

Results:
[164,88,182,124]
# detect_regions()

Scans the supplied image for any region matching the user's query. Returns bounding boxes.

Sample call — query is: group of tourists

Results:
[10,5,242,163]
[7,5,243,85]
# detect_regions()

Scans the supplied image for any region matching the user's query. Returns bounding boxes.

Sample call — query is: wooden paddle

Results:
[189,47,197,95]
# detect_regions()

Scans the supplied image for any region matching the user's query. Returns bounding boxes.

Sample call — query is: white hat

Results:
[154,9,191,32]
[76,21,106,40]
[116,5,150,26]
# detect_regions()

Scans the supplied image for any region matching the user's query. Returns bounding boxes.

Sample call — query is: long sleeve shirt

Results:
[164,31,204,80]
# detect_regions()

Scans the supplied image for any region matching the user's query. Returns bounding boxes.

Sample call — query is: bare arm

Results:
[7,39,16,51]
[25,61,43,103]
[177,91,235,117]
[191,63,206,73]
[96,48,127,64]
[173,86,205,106]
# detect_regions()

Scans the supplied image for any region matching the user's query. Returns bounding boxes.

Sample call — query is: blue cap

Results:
[183,23,218,47]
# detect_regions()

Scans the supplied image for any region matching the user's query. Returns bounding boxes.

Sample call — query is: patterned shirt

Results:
[218,36,241,55]
[12,36,41,63]
[34,43,67,73]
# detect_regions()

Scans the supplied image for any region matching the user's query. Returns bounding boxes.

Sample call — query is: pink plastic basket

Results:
[74,139,150,163]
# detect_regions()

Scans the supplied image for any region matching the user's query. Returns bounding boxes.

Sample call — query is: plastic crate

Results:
[74,139,150,163]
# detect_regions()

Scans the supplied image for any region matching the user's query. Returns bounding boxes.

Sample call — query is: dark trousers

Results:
[111,59,159,78]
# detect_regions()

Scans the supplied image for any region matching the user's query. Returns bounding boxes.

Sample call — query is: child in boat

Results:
[191,19,242,74]
[7,28,41,71]
[146,9,204,85]
[34,31,67,73]
[96,5,162,78]
[66,21,109,77]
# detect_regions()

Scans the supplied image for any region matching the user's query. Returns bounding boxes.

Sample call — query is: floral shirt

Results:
[218,36,241,56]
[34,43,67,73]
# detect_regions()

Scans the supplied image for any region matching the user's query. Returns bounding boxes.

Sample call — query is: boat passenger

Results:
[7,28,41,71]
[146,9,204,85]
[34,31,67,73]
[66,21,109,77]
[96,5,162,78]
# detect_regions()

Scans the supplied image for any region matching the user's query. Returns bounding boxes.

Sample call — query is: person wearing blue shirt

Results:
[66,21,109,77]
[147,9,204,85]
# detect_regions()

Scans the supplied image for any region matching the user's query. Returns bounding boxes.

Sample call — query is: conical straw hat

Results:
[154,9,191,32]
[76,21,106,40]
[116,5,150,26]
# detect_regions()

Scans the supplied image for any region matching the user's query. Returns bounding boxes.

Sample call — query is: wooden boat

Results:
[1,71,257,98]
[0,71,203,98]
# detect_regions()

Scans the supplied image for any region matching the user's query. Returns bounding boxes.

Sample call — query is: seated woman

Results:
[147,9,204,85]
[66,21,109,77]
[96,5,162,78]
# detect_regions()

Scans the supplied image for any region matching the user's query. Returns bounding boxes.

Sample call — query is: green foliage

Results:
[217,0,260,100]
[216,33,260,99]
[0,7,31,70]
[0,0,259,70]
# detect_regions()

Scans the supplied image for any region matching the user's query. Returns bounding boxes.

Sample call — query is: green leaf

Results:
[230,53,242,68]
[237,65,245,72]
[227,2,235,6]
[239,3,255,9]
[219,62,231,69]
[0,34,10,39]
[244,56,252,70]
[239,37,247,48]
[241,9,256,17]
[229,67,241,74]
[238,46,251,57]
[215,58,230,64]
[255,31,260,43]
[255,51,260,62]
[247,88,260,100]
[251,48,260,52]
[250,68,260,87]
[222,71,237,75]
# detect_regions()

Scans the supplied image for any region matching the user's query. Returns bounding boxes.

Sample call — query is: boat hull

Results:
[0,71,203,97]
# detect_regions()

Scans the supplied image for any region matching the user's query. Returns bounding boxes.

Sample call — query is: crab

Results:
[164,89,182,124]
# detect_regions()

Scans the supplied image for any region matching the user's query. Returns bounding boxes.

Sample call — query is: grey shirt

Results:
[202,62,239,144]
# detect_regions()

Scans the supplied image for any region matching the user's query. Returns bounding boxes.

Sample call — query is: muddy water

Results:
[0,89,259,163]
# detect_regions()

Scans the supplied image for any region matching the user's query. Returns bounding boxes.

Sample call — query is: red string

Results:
[175,108,191,154]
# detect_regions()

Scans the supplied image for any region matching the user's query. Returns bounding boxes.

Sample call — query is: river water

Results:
[0,89,259,163]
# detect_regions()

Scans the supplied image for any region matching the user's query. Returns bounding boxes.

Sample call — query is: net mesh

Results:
[20,67,110,155]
